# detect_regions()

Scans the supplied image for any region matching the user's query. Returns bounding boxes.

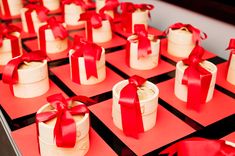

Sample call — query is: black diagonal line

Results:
[215,84,235,99]
[160,55,176,66]
[48,58,69,67]
[105,45,125,54]
[147,70,175,84]
[207,56,226,65]
[106,62,129,79]
[145,113,235,155]
[90,112,137,156]
[22,40,32,52]
[114,31,128,40]
[0,74,2,80]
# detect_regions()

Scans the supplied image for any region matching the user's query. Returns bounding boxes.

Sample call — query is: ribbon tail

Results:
[84,46,98,79]
[71,54,81,84]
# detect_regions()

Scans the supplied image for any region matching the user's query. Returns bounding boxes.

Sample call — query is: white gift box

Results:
[0,32,22,65]
[112,80,159,132]
[21,8,46,33]
[127,35,160,70]
[0,0,23,16]
[13,60,49,98]
[175,60,217,103]
[131,10,149,33]
[227,53,235,85]
[69,48,106,85]
[39,23,68,54]
[96,0,114,18]
[64,3,85,26]
[37,102,90,156]
[41,0,60,11]
[167,28,195,58]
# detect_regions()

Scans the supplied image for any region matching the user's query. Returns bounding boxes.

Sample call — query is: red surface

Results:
[13,22,37,39]
[216,62,235,93]
[0,80,67,120]
[158,79,235,126]
[50,64,123,97]
[11,124,117,156]
[106,50,175,79]
[113,23,162,38]
[0,65,4,73]
[89,99,195,155]
[69,31,127,49]
[24,39,72,61]
[160,38,216,62]
[222,132,235,143]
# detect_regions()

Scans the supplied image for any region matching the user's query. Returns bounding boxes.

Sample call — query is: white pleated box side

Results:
[0,0,23,16]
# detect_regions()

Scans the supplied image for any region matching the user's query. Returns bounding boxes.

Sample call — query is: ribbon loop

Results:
[62,0,87,8]
[99,0,119,15]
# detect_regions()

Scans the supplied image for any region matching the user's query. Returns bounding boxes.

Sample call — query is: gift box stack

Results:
[0,0,235,156]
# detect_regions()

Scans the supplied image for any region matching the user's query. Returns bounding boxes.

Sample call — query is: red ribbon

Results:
[71,35,102,84]
[120,2,154,33]
[24,4,49,34]
[36,93,90,148]
[2,0,11,17]
[39,17,68,54]
[163,22,207,44]
[79,12,113,42]
[2,51,47,95]
[119,75,145,138]
[182,45,212,111]
[0,24,21,58]
[226,38,235,71]
[99,0,119,15]
[160,137,235,156]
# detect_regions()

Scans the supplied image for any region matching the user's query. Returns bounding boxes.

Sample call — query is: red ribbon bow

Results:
[24,4,49,34]
[0,24,21,58]
[164,22,207,44]
[79,12,113,42]
[36,93,90,148]
[226,38,235,70]
[160,137,235,156]
[99,0,119,15]
[182,45,212,111]
[119,75,146,138]
[121,2,154,33]
[71,35,102,84]
[62,0,87,8]
[2,51,47,95]
[39,17,68,54]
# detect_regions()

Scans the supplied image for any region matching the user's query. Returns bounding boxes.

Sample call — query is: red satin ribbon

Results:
[71,35,102,84]
[36,93,90,148]
[182,45,212,111]
[24,4,49,34]
[99,0,119,15]
[163,22,207,44]
[226,38,235,71]
[0,24,21,58]
[39,17,68,54]
[119,75,145,138]
[160,137,235,156]
[2,51,47,95]
[2,0,11,17]
[79,12,113,42]
[121,2,154,33]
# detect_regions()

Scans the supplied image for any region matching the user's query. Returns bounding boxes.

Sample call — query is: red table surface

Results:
[216,62,235,93]
[160,38,216,62]
[50,64,124,97]
[24,39,72,61]
[0,80,67,120]
[222,132,235,143]
[11,124,117,156]
[158,79,235,126]
[12,22,37,39]
[89,99,195,155]
[113,23,163,38]
[69,31,127,49]
[106,49,175,79]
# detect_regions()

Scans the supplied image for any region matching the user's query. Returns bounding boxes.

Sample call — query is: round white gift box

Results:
[69,48,106,85]
[39,24,68,54]
[0,32,22,65]
[174,60,217,103]
[127,35,160,70]
[42,0,60,11]
[112,80,159,132]
[227,54,235,85]
[131,10,149,33]
[167,28,195,58]
[85,20,112,43]
[21,8,45,33]
[37,102,90,156]
[0,0,23,16]
[13,60,49,98]
[64,4,85,26]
